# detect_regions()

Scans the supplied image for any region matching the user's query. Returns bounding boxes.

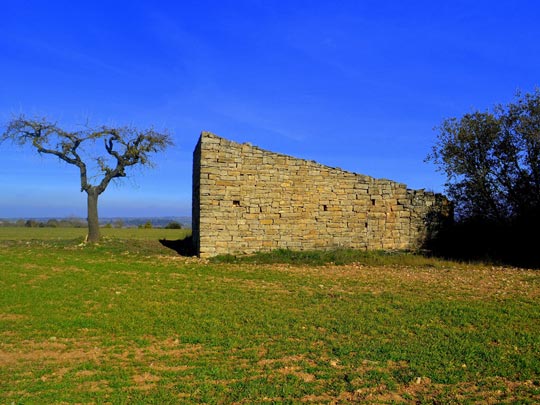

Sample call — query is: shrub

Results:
[165,221,182,229]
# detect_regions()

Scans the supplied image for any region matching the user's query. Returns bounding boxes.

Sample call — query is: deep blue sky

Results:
[1,1,539,218]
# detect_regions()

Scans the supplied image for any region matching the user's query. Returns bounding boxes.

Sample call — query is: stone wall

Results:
[193,132,451,258]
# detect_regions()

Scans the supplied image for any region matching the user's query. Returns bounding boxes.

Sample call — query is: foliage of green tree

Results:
[25,219,39,228]
[164,221,182,229]
[46,219,59,228]
[427,90,540,222]
[427,90,540,266]
[2,116,172,242]
[143,220,153,229]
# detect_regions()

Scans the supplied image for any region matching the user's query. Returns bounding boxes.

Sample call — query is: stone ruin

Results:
[192,132,451,258]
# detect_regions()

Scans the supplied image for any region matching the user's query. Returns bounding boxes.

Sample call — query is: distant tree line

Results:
[136,220,182,229]
[0,218,88,228]
[0,218,184,229]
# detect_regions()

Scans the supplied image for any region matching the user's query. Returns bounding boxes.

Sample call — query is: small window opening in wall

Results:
[233,200,241,207]
[371,199,376,206]
[323,205,328,211]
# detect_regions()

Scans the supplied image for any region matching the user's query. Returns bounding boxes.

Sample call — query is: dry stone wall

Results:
[193,132,451,258]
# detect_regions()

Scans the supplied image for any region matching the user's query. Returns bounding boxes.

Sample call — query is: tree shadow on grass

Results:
[159,235,196,256]
[425,219,540,269]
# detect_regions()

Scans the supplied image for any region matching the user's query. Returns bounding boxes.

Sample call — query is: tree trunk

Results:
[87,189,100,242]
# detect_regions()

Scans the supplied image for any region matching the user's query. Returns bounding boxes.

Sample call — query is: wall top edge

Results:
[197,131,443,196]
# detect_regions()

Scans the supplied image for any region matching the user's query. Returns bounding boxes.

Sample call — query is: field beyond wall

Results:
[1,229,539,403]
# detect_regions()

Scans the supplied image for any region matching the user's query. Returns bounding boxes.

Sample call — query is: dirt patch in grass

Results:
[247,262,540,300]
[39,367,71,382]
[76,380,112,393]
[132,372,161,390]
[218,275,296,295]
[330,377,540,404]
[277,366,316,382]
[0,337,202,368]
[0,313,28,321]
[257,354,313,366]
[0,336,206,400]
[406,377,539,404]
[156,254,209,264]
[0,340,99,366]
[26,273,51,284]
[75,370,97,378]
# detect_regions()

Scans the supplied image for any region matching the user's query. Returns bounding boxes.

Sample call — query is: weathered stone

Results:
[192,132,451,257]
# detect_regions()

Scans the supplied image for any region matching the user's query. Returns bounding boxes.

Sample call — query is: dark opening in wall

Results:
[371,199,376,206]
[233,200,241,207]
[322,205,328,211]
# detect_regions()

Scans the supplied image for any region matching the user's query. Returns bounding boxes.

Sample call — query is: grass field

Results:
[0,227,191,241]
[1,229,539,403]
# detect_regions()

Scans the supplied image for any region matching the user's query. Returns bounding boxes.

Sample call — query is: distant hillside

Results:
[0,217,192,229]
[101,217,192,228]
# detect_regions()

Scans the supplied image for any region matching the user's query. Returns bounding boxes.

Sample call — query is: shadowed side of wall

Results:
[192,132,451,258]
[192,136,202,256]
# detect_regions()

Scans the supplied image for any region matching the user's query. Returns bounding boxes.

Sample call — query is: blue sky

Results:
[1,1,539,218]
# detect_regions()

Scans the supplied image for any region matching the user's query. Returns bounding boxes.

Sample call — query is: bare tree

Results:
[2,116,173,242]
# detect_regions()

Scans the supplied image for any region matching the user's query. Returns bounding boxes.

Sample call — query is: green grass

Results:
[1,231,539,403]
[211,247,448,267]
[0,226,191,241]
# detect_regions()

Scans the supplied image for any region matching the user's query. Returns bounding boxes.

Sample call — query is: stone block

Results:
[193,132,451,257]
